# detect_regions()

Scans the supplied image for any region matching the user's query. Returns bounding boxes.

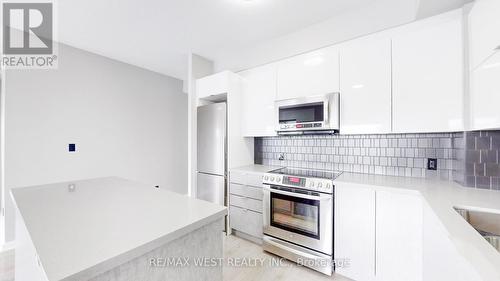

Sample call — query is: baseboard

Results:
[1,241,15,252]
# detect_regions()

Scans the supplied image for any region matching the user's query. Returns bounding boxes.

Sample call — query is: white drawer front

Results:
[230,206,263,238]
[246,173,264,187]
[230,171,247,185]
[230,183,263,200]
[230,194,262,213]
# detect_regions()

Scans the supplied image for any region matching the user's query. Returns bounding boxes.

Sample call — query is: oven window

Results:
[270,192,320,239]
[279,102,324,124]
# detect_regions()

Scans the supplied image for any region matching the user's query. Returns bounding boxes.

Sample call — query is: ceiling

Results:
[57,0,472,81]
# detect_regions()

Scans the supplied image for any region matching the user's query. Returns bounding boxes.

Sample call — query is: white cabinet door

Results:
[276,46,339,100]
[422,204,482,281]
[340,37,392,134]
[240,64,278,137]
[469,0,500,70]
[334,183,376,281]
[471,51,500,130]
[392,11,464,133]
[376,191,423,281]
[196,71,231,99]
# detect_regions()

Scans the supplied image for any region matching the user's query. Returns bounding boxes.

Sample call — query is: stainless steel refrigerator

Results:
[196,102,226,206]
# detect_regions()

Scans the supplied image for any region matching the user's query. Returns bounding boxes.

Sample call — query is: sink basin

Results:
[455,207,500,252]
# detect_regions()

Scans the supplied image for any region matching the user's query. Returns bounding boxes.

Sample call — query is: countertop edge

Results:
[60,208,227,281]
[230,164,282,174]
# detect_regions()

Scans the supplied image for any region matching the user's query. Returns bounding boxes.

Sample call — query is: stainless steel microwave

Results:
[275,93,340,134]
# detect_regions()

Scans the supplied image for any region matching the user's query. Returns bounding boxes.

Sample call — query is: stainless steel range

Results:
[262,168,341,275]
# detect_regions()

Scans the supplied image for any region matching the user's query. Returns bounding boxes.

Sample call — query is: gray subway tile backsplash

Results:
[254,130,500,191]
[455,131,500,190]
[256,132,459,181]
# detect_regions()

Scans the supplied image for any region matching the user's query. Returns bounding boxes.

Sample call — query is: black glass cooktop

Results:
[269,167,342,180]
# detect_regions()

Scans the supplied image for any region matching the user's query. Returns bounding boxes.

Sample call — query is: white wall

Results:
[187,54,213,197]
[2,43,187,243]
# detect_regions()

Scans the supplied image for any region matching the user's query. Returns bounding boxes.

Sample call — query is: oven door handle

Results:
[263,186,332,201]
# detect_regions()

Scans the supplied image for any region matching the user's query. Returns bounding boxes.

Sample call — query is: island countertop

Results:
[11,177,227,281]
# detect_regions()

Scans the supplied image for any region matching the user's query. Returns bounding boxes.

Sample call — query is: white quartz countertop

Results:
[336,172,500,281]
[230,164,282,174]
[10,177,227,281]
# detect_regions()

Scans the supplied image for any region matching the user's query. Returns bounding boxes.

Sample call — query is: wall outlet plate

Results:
[68,143,76,152]
[427,158,438,170]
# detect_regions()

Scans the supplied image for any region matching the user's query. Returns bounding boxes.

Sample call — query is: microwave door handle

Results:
[323,97,329,125]
[263,186,331,201]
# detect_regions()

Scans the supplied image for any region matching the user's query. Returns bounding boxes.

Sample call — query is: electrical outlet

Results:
[68,143,76,152]
[427,158,438,170]
[155,185,160,189]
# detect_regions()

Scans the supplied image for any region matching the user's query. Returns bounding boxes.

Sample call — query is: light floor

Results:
[0,236,351,281]
[223,234,352,281]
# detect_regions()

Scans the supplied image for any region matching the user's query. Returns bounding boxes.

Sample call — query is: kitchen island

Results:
[11,177,227,281]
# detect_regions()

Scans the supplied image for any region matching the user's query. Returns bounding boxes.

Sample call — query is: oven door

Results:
[263,185,333,255]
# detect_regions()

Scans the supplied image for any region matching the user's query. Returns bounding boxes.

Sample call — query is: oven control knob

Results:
[264,175,269,181]
[317,182,323,188]
[270,176,275,182]
[309,181,315,188]
[276,177,281,183]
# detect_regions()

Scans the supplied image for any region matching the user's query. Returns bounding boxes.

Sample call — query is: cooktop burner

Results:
[269,167,342,181]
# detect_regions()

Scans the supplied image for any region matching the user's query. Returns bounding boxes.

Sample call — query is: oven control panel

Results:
[262,174,333,194]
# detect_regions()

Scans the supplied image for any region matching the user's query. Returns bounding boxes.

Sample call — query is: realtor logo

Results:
[1,2,57,68]
[3,3,53,54]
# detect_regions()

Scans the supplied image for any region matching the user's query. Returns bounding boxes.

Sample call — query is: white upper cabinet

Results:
[469,0,500,70]
[276,46,340,100]
[471,51,500,130]
[469,0,500,130]
[196,71,232,99]
[340,36,392,134]
[392,10,464,133]
[239,64,278,137]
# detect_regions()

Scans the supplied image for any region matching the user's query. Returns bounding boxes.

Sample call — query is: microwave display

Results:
[279,102,324,124]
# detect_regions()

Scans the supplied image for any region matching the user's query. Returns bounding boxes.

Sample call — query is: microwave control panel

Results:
[279,122,323,130]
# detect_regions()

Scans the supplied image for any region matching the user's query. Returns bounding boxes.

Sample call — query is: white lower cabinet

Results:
[375,191,423,281]
[229,206,262,239]
[335,184,422,281]
[335,183,376,281]
[422,204,482,281]
[229,171,265,241]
